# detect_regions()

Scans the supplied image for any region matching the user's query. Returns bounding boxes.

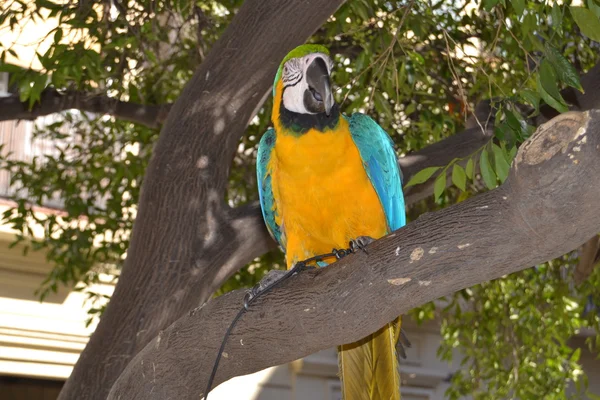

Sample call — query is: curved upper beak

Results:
[306,57,334,116]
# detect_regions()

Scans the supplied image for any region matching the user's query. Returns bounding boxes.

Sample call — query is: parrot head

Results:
[272,44,338,133]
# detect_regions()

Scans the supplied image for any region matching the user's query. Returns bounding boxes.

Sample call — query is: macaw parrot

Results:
[256,44,406,400]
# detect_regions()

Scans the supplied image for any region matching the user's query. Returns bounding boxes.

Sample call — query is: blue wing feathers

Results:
[256,129,285,247]
[347,113,406,232]
[258,115,405,249]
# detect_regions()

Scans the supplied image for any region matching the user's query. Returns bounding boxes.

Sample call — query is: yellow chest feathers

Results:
[269,120,388,267]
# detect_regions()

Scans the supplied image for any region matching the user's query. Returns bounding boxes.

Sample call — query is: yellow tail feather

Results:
[338,317,402,400]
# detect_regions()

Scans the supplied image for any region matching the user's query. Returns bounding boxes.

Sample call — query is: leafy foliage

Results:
[1,0,600,397]
[419,260,600,400]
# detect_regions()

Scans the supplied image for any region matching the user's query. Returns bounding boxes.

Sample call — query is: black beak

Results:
[306,57,334,116]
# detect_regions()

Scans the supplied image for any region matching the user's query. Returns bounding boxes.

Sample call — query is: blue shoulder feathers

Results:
[346,113,406,231]
[257,115,405,249]
[256,129,285,247]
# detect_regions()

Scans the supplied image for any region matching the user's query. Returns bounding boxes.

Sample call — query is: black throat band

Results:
[279,103,340,135]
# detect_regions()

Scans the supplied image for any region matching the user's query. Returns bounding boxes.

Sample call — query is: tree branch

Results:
[108,110,600,400]
[575,235,600,285]
[0,88,172,128]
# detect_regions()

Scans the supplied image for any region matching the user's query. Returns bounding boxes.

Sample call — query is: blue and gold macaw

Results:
[256,44,406,400]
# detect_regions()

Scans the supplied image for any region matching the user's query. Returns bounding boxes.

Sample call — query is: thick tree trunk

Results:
[57,2,345,399]
[108,110,600,400]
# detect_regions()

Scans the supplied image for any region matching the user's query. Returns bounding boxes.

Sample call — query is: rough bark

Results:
[108,110,600,400]
[57,2,345,400]
[0,88,172,128]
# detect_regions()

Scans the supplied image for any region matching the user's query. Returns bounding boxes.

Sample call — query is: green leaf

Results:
[588,392,600,400]
[465,158,474,179]
[551,4,564,34]
[520,89,540,112]
[537,77,568,113]
[570,7,600,42]
[374,92,393,120]
[35,0,61,10]
[589,0,600,18]
[522,13,536,37]
[452,164,467,191]
[480,149,497,189]
[537,60,569,113]
[505,109,523,132]
[19,79,31,103]
[0,63,23,73]
[404,166,441,187]
[544,44,583,91]
[571,347,581,362]
[511,0,525,15]
[483,0,499,11]
[492,143,510,183]
[54,28,63,43]
[509,145,518,160]
[434,170,446,200]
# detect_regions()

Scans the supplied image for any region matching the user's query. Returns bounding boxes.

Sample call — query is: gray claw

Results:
[349,236,376,254]
[396,341,408,360]
[399,328,412,348]
[396,328,412,360]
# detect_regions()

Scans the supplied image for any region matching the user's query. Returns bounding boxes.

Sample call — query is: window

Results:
[327,380,342,400]
[0,113,107,210]
[0,72,8,97]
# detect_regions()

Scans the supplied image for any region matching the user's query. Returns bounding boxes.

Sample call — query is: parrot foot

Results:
[349,235,375,255]
[244,269,287,310]
[396,328,412,360]
[292,259,319,271]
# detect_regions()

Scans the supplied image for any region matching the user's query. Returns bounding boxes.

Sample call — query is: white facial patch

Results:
[281,52,332,114]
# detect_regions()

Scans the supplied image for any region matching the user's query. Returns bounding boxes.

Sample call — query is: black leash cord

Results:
[203,306,245,400]
[203,250,349,399]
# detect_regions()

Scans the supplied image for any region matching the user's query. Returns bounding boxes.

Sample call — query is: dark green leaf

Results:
[522,13,536,36]
[0,63,23,73]
[483,0,499,11]
[537,60,569,113]
[54,28,63,43]
[544,44,583,91]
[520,89,540,112]
[35,0,61,10]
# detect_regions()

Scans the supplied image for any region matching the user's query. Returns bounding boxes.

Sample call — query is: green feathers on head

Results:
[273,44,330,97]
